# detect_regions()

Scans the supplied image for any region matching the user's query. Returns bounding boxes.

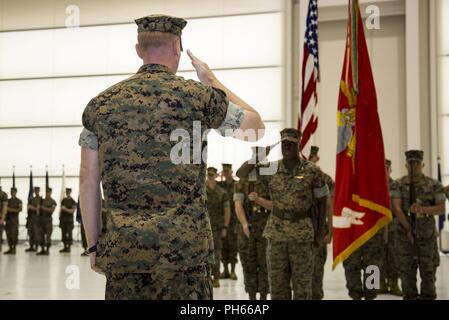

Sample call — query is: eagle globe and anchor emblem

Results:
[333,80,366,229]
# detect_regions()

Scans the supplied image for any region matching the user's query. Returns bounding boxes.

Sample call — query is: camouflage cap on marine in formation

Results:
[222,163,232,171]
[11,187,17,192]
[280,128,302,143]
[135,14,187,50]
[405,150,424,162]
[207,167,218,175]
[385,159,392,167]
[34,186,40,191]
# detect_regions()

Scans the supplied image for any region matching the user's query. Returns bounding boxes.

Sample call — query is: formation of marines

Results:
[204,129,447,300]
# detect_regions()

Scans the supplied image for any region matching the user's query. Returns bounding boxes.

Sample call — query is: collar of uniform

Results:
[138,63,173,74]
[278,159,304,174]
[404,174,425,184]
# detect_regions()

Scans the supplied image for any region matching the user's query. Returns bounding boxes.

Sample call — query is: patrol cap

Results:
[310,146,319,157]
[207,167,218,175]
[222,164,232,171]
[34,186,40,191]
[11,187,17,192]
[280,128,301,143]
[65,188,72,192]
[385,159,392,167]
[46,188,52,192]
[405,150,424,163]
[135,14,187,50]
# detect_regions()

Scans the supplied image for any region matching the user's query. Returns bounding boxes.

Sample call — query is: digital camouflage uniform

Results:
[206,183,230,279]
[0,188,8,251]
[379,176,402,293]
[260,158,329,300]
[339,157,390,301]
[394,171,445,300]
[59,196,77,249]
[234,174,270,298]
[78,15,243,300]
[38,197,56,250]
[5,195,22,253]
[342,229,383,300]
[27,193,42,250]
[218,177,238,275]
[312,172,334,300]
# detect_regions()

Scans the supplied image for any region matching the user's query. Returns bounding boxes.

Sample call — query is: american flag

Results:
[298,0,320,157]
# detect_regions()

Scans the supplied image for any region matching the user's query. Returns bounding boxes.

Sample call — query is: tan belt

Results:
[273,209,309,223]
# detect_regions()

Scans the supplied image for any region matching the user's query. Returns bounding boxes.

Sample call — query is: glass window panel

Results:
[180,67,283,121]
[0,75,128,127]
[0,128,82,177]
[179,13,282,71]
[0,68,282,127]
[0,13,282,79]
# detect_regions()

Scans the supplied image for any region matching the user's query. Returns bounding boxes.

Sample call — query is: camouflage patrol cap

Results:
[135,15,187,50]
[135,14,187,36]
[385,159,392,167]
[34,186,40,191]
[280,128,302,143]
[11,187,17,192]
[310,146,319,157]
[222,164,232,171]
[46,188,52,192]
[65,188,72,192]
[405,150,424,162]
[207,167,218,175]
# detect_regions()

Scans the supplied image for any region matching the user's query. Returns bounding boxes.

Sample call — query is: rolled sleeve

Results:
[205,87,229,130]
[224,200,231,209]
[314,184,330,199]
[216,102,244,135]
[79,128,99,151]
[233,193,245,202]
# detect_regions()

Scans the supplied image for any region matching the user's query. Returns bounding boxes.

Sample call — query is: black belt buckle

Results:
[283,211,299,223]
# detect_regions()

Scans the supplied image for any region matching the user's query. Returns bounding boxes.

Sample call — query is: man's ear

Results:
[136,43,143,59]
[173,38,181,57]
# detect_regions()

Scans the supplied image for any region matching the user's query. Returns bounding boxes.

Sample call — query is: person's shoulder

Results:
[423,175,444,189]
[398,175,409,184]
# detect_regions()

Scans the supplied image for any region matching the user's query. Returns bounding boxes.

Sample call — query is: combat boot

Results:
[229,263,238,280]
[25,246,34,252]
[44,246,50,255]
[379,280,389,294]
[66,245,71,253]
[59,245,67,253]
[212,274,220,288]
[3,247,13,254]
[81,250,88,257]
[389,278,403,296]
[259,292,268,300]
[220,264,230,279]
[248,292,257,300]
[10,246,16,254]
[37,246,46,255]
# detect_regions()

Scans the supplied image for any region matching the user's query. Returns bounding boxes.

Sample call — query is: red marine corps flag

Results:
[332,0,392,269]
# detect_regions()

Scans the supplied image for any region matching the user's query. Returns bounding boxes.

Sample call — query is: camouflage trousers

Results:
[105,266,213,300]
[212,230,222,276]
[312,243,327,300]
[0,223,4,246]
[222,226,238,265]
[38,216,53,248]
[379,220,400,284]
[342,232,383,300]
[26,214,39,247]
[266,240,313,300]
[5,215,19,246]
[59,216,74,246]
[237,228,269,295]
[396,227,439,300]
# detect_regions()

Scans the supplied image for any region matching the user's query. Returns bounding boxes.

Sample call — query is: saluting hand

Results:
[187,50,216,86]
